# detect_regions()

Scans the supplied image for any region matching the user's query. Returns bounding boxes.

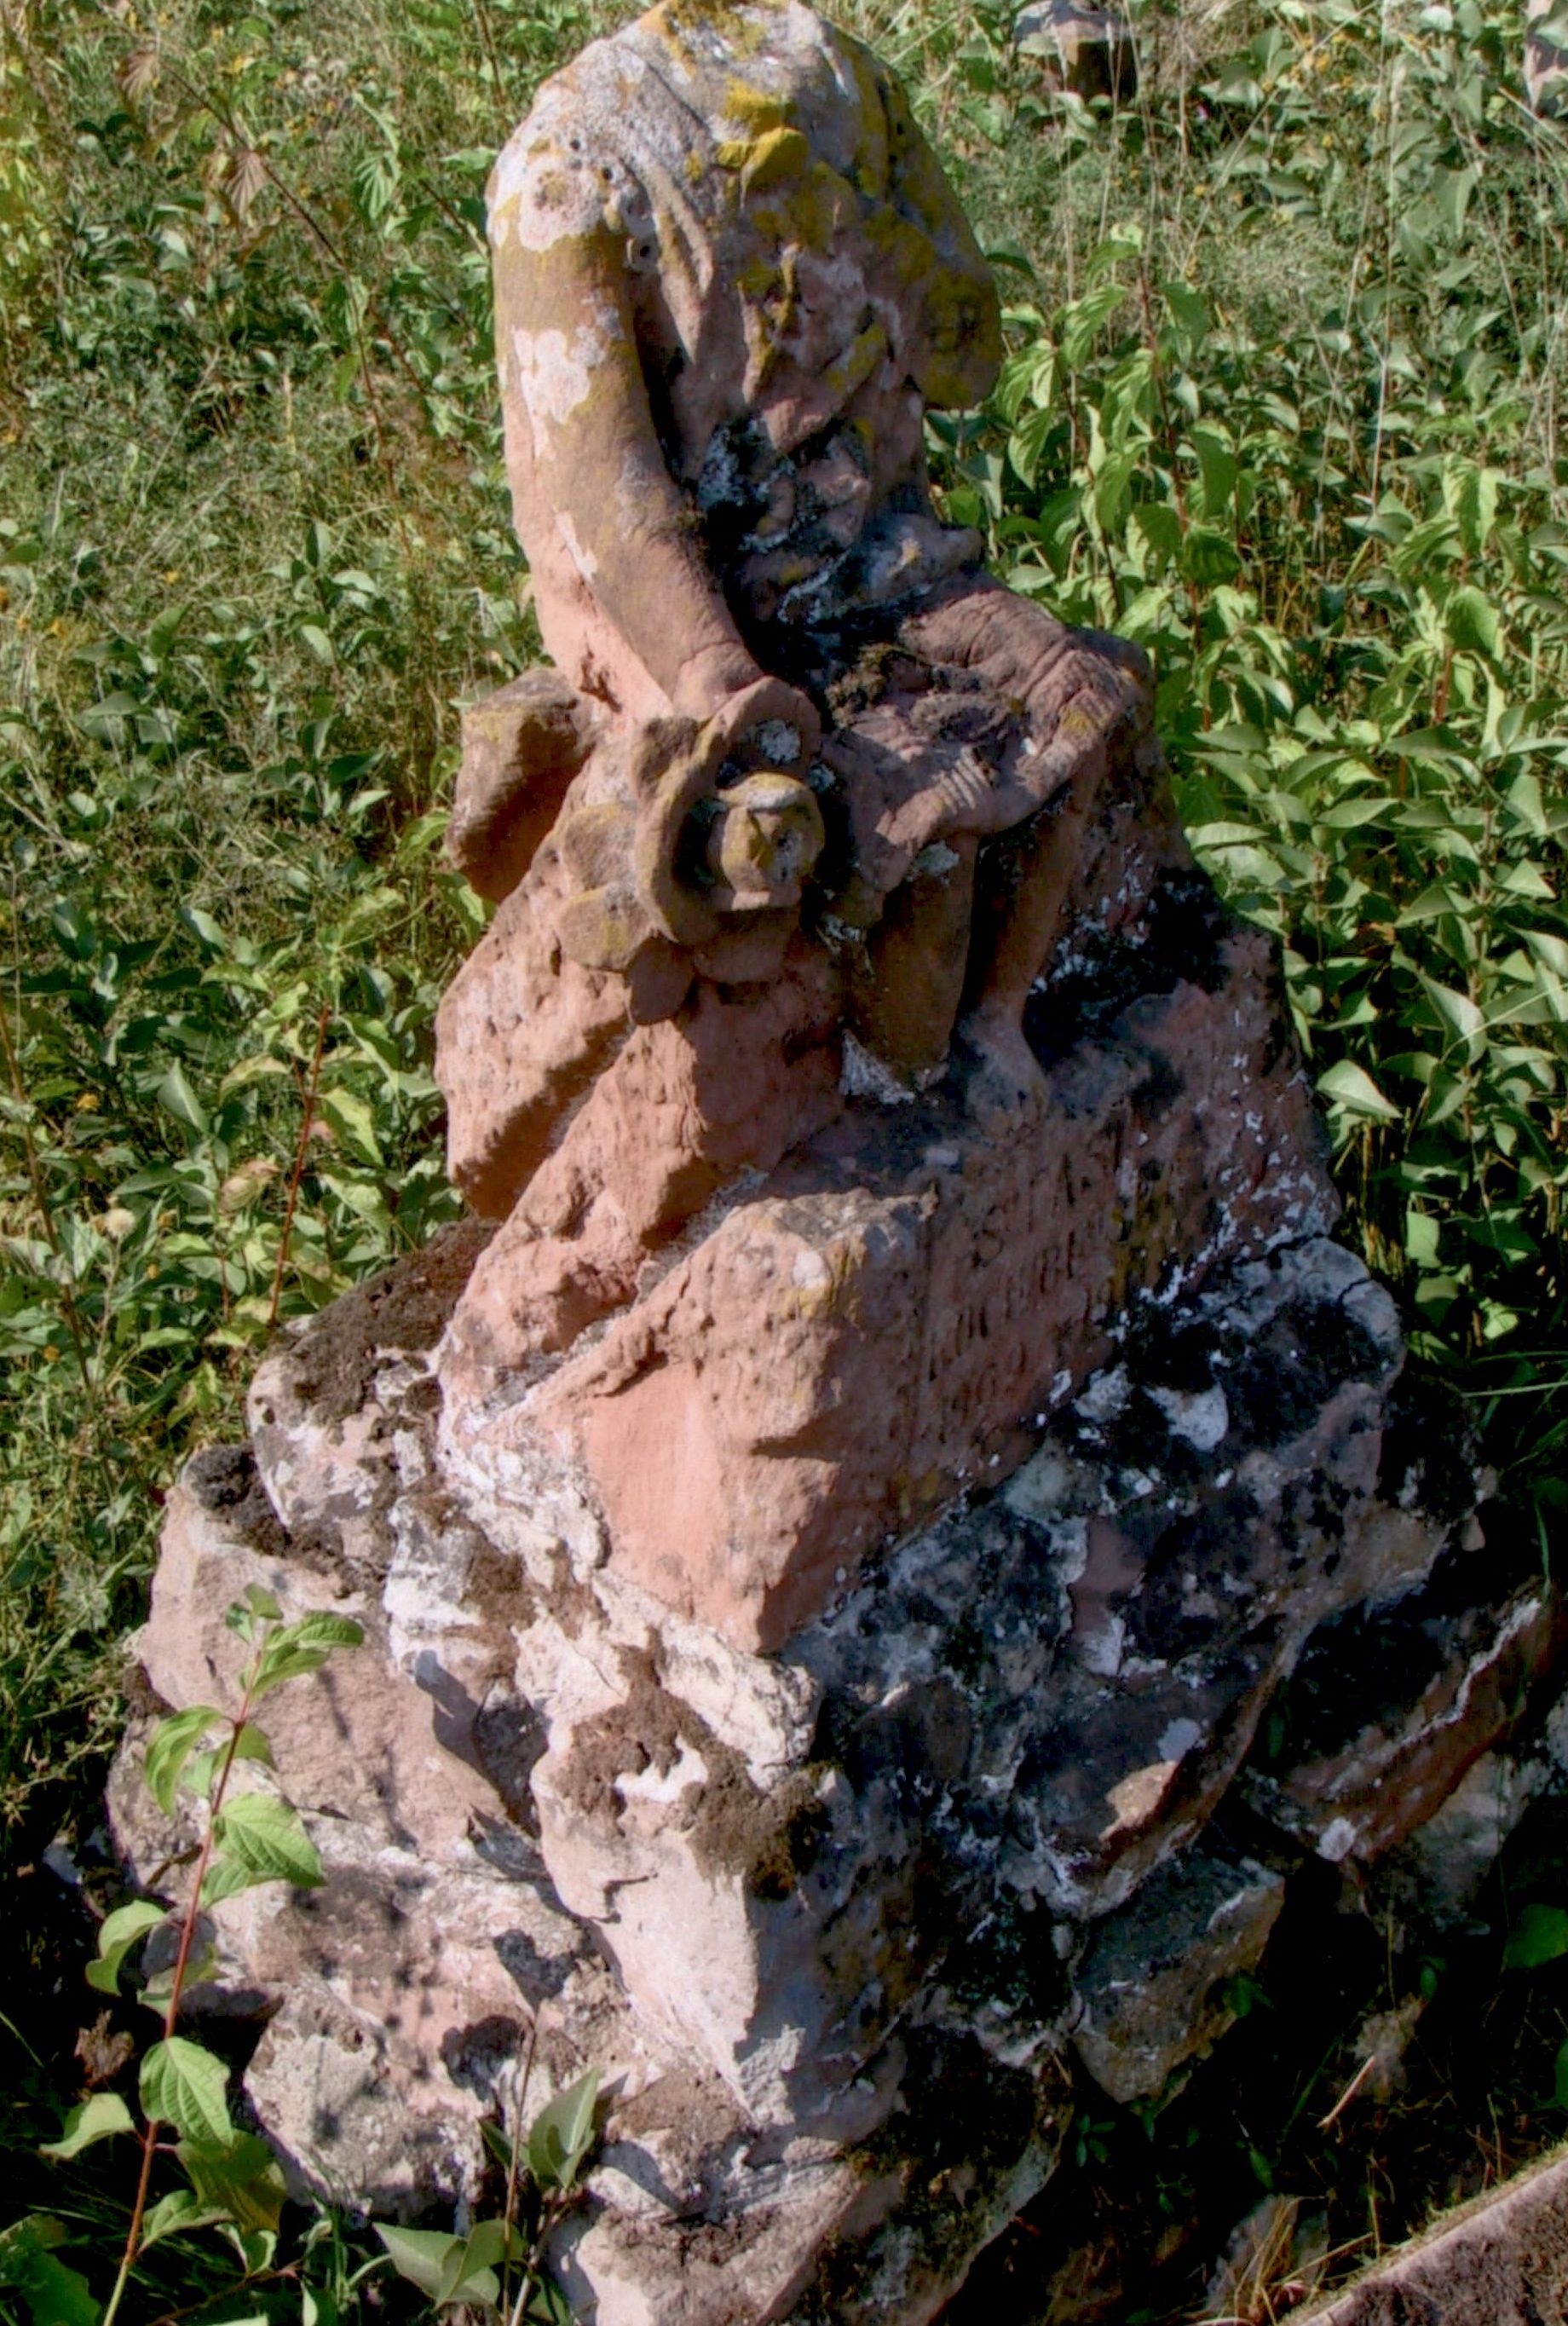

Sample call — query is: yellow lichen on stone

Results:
[722,79,793,132]
[652,0,770,62]
[741,125,810,195]
[555,884,653,973]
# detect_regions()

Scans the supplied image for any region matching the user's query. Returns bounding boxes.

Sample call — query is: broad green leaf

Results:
[213,1792,324,1888]
[200,1855,270,1907]
[1162,279,1208,354]
[317,1084,383,1169]
[527,2066,601,2192]
[141,2036,235,2147]
[178,2132,288,2235]
[145,1703,225,1813]
[178,903,225,952]
[1190,425,1237,518]
[1059,280,1127,369]
[1433,164,1479,243]
[251,1612,365,1698]
[1445,584,1500,657]
[1405,1209,1441,1268]
[1317,1059,1402,1122]
[1421,976,1487,1064]
[139,2189,228,2251]
[1180,525,1242,586]
[0,2218,100,2326]
[461,2219,524,2277]
[1007,404,1055,490]
[376,2224,467,2300]
[435,2224,508,2308]
[1504,1903,1568,1970]
[41,2092,135,2160]
[156,1063,208,1136]
[231,1721,276,1768]
[1314,796,1397,831]
[86,1896,168,1994]
[1131,500,1183,566]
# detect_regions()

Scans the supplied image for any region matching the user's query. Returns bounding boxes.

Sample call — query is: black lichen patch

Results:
[792,2028,1069,2326]
[185,1442,290,1553]
[275,1216,493,1425]
[1024,866,1232,1067]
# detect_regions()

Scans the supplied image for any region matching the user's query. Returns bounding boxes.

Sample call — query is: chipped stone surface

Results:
[1070,1850,1285,2104]
[441,896,1338,1654]
[113,1211,1500,2322]
[1242,1536,1565,1867]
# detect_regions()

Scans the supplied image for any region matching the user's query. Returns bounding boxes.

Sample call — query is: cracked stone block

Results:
[442,893,1338,1655]
[1070,1849,1286,2105]
[1242,1529,1566,1867]
[112,1211,1487,2322]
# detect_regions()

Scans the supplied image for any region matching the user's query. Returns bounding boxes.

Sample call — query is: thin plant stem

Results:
[101,1662,262,2326]
[268,1000,331,1330]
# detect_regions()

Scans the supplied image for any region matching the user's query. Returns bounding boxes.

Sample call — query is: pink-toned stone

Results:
[451,917,1334,1652]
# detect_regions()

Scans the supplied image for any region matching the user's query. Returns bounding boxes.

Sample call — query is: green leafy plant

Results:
[376,2065,601,2324]
[6,1586,362,2325]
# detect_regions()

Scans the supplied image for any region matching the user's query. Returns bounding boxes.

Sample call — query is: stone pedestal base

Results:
[109,1212,1545,2323]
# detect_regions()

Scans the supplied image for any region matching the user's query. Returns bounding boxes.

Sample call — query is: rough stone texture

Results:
[1015,3,1139,101]
[1069,1850,1285,2105]
[1300,2142,1568,2325]
[112,1211,1524,2323]
[1242,1530,1565,1868]
[442,889,1335,1654]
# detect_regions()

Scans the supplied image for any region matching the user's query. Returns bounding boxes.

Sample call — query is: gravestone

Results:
[111,4,1559,2318]
[1527,0,1568,118]
[1015,3,1139,104]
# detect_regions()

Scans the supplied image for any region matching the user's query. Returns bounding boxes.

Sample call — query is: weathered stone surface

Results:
[1381,1690,1568,1927]
[248,1217,491,1576]
[117,1202,1488,2312]
[1069,1849,1285,2105]
[1242,1533,1565,1867]
[447,670,601,904]
[441,891,1337,1654]
[1016,3,1139,101]
[1300,2141,1568,2324]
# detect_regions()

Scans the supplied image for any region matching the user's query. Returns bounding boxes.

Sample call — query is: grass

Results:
[3,0,1568,2317]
